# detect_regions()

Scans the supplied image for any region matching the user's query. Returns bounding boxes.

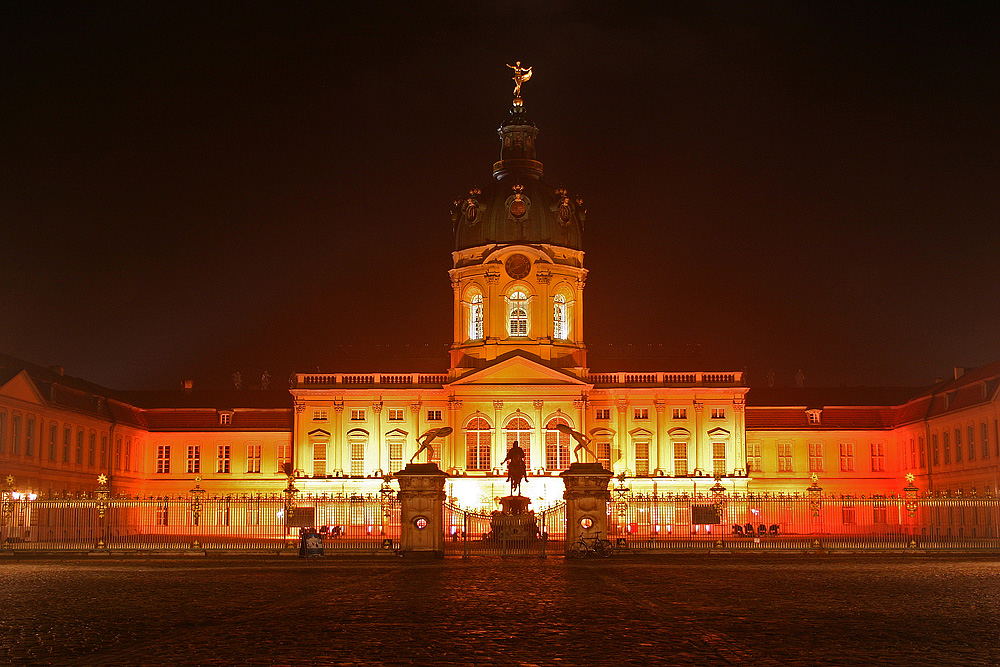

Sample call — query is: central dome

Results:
[452,103,585,251]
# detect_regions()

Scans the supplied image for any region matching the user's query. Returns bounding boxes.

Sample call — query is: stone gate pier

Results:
[561,462,614,553]
[395,463,449,559]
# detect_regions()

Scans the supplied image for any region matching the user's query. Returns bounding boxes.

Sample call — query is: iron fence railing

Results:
[443,502,565,557]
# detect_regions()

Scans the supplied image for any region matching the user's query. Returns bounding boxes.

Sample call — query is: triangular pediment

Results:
[707,427,731,439]
[0,370,47,406]
[451,356,589,387]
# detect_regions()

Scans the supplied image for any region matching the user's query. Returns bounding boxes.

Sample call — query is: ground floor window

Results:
[634,441,649,476]
[673,442,688,476]
[466,417,491,471]
[313,442,327,477]
[544,417,571,471]
[712,442,726,477]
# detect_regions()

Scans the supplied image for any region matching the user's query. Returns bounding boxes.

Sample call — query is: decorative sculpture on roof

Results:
[507,61,532,101]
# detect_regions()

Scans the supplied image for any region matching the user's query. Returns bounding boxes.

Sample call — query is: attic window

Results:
[806,409,822,425]
[219,411,234,426]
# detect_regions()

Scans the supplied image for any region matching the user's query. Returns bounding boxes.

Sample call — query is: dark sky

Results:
[3,2,998,390]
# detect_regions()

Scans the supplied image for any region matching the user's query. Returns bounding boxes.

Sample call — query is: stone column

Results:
[615,399,629,474]
[447,397,462,471]
[408,402,422,471]
[493,400,504,471]
[574,397,588,461]
[561,462,613,553]
[292,401,305,474]
[395,463,449,559]
[733,398,746,474]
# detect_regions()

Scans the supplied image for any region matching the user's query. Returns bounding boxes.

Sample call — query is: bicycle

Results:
[569,531,613,558]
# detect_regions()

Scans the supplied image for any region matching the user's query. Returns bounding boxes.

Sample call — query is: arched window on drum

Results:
[467,290,484,341]
[504,415,532,469]
[465,417,492,471]
[553,294,567,340]
[545,416,572,471]
[507,289,529,337]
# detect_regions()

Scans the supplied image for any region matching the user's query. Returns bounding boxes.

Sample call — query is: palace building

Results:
[2,90,999,510]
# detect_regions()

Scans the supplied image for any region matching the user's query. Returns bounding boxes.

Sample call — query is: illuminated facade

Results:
[2,97,999,508]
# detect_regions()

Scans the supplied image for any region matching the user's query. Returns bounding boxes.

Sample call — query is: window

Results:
[187,445,201,474]
[312,409,328,421]
[508,289,528,336]
[873,504,888,524]
[595,408,610,420]
[388,408,404,421]
[808,443,824,472]
[841,506,856,525]
[76,430,84,464]
[427,410,442,421]
[351,409,366,421]
[0,413,6,455]
[746,442,762,472]
[711,408,725,419]
[351,438,365,476]
[931,433,939,466]
[983,423,990,459]
[469,292,484,340]
[672,408,687,420]
[277,443,291,473]
[124,437,132,472]
[870,442,885,472]
[919,436,926,468]
[943,431,951,464]
[63,426,71,463]
[156,445,170,474]
[49,423,57,460]
[100,434,107,467]
[505,416,532,469]
[247,444,262,473]
[632,407,649,420]
[553,294,567,340]
[778,443,793,472]
[954,429,963,463]
[313,442,327,477]
[544,417,571,471]
[673,442,688,476]
[155,505,169,527]
[217,445,231,473]
[909,438,916,469]
[466,417,492,471]
[114,436,122,470]
[712,442,726,477]
[10,414,20,455]
[968,425,976,461]
[25,416,35,456]
[634,441,650,476]
[595,437,611,470]
[219,412,232,426]
[388,436,404,471]
[806,410,821,425]
[840,443,855,472]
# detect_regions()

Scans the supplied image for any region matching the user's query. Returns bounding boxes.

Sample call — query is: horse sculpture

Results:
[501,440,528,496]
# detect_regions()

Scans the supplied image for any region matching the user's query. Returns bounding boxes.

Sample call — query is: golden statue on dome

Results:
[507,61,533,103]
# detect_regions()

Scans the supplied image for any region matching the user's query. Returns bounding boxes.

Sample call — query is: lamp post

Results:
[2,476,37,549]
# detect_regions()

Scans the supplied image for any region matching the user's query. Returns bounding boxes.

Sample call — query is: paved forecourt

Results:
[1,555,999,666]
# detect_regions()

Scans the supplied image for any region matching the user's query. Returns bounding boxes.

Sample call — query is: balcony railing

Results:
[293,370,742,388]
[295,373,450,388]
[587,372,742,386]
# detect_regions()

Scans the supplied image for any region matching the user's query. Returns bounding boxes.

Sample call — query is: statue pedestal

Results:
[395,463,449,559]
[500,495,530,515]
[488,495,538,542]
[561,463,613,554]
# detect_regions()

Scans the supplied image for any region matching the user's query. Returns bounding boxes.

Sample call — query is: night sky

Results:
[4,3,998,390]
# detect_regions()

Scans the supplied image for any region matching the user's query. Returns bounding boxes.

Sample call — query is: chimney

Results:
[182,379,194,393]
[50,365,65,376]
[954,366,965,380]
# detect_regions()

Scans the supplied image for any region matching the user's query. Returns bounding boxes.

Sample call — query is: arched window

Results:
[508,290,528,336]
[470,293,484,340]
[553,294,568,340]
[465,417,492,471]
[504,415,532,469]
[545,416,571,471]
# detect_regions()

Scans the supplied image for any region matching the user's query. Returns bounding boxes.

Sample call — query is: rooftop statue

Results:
[507,61,532,100]
[409,426,453,464]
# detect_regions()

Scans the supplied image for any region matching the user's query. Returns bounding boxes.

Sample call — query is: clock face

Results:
[505,253,531,280]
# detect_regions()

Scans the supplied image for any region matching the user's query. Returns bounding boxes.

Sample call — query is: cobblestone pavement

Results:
[2,554,1000,666]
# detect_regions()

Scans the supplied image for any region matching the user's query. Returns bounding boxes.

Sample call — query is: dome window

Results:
[553,294,567,340]
[508,290,529,337]
[470,293,484,341]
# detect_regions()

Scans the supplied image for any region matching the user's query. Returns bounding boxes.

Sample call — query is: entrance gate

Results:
[443,502,565,557]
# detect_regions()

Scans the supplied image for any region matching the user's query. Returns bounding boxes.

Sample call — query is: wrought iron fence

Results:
[0,492,400,554]
[608,488,1000,551]
[443,502,565,557]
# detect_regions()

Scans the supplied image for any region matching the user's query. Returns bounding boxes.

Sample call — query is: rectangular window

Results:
[672,408,687,420]
[24,417,35,457]
[673,442,688,476]
[49,423,58,460]
[156,445,170,474]
[596,439,611,471]
[634,441,649,476]
[873,506,888,524]
[0,412,5,455]
[746,442,762,472]
[187,445,201,474]
[711,408,725,419]
[777,443,793,472]
[595,408,610,420]
[155,506,169,527]
[954,429,963,463]
[840,443,855,472]
[427,409,442,421]
[76,430,84,464]
[712,442,726,477]
[389,438,403,470]
[219,412,232,426]
[277,444,291,473]
[114,436,122,470]
[943,431,951,464]
[931,434,939,466]
[910,438,917,469]
[919,436,926,468]
[968,425,976,461]
[247,444,262,473]
[633,408,649,420]
[11,414,20,455]
[351,441,365,476]
[63,426,71,463]
[124,438,132,472]
[388,408,404,421]
[807,411,821,425]
[808,443,824,472]
[842,507,856,525]
[217,445,231,473]
[313,443,327,477]
[870,442,885,472]
[983,423,990,459]
[350,409,366,421]
[100,434,108,468]
[88,433,96,467]
[544,429,569,471]
[312,409,328,421]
